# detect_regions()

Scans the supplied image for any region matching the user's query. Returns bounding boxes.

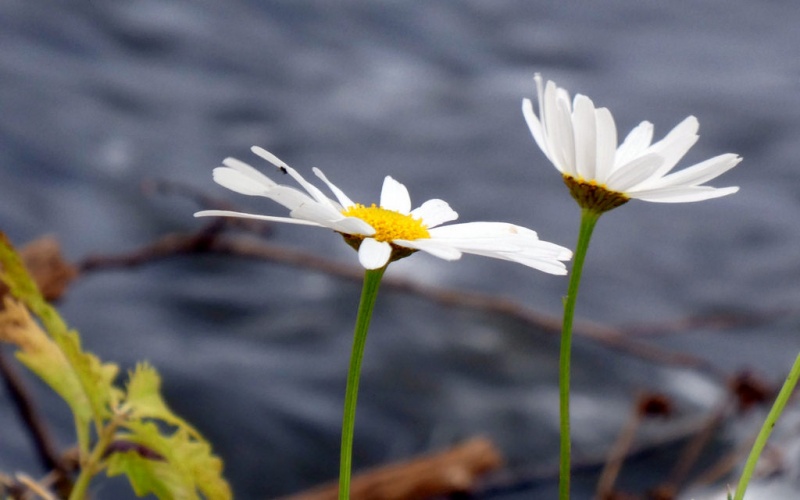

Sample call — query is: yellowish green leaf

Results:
[56,329,122,421]
[110,420,231,500]
[0,296,93,450]
[0,233,120,449]
[125,363,201,439]
[107,449,194,500]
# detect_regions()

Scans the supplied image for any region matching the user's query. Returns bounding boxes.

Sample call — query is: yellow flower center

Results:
[563,175,630,213]
[341,204,430,241]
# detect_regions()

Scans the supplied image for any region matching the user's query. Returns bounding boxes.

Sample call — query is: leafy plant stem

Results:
[732,352,800,500]
[69,417,121,500]
[339,266,387,500]
[559,208,601,500]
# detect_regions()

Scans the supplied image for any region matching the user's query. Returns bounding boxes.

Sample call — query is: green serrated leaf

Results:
[110,420,231,500]
[107,450,194,500]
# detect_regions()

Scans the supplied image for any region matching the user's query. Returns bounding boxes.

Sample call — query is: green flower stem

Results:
[559,208,601,500]
[339,266,387,500]
[732,352,800,500]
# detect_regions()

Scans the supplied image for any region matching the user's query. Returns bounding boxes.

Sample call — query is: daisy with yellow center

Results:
[520,75,742,500]
[195,146,572,273]
[195,146,572,500]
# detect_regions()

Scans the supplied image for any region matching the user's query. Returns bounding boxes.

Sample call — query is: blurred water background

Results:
[1,1,800,498]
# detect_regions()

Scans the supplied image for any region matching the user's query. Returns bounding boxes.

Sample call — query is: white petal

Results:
[394,239,463,260]
[572,94,597,180]
[494,252,570,275]
[594,107,617,183]
[648,154,742,189]
[328,217,376,236]
[380,176,412,214]
[358,238,392,269]
[259,185,319,211]
[615,121,653,167]
[630,185,739,203]
[249,146,291,171]
[289,202,351,227]
[222,157,278,187]
[312,167,355,208]
[193,210,325,227]
[522,98,553,165]
[410,199,458,228]
[551,93,577,176]
[605,153,664,192]
[429,221,534,240]
[645,116,699,178]
[251,146,338,209]
[212,167,271,196]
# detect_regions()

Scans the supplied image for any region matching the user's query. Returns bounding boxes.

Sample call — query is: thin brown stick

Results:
[0,349,63,474]
[279,437,503,500]
[595,409,643,499]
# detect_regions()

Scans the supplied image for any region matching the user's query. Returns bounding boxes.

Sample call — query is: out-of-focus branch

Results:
[77,227,729,380]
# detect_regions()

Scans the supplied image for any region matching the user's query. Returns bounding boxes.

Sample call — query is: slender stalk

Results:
[68,417,121,500]
[732,352,800,500]
[339,266,387,500]
[559,208,601,500]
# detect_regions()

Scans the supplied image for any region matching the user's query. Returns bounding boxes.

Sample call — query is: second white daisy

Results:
[522,74,741,212]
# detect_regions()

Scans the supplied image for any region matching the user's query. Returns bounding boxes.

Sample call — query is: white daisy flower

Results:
[522,74,741,212]
[195,146,572,273]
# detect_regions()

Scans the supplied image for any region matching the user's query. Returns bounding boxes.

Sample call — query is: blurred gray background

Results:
[1,1,799,498]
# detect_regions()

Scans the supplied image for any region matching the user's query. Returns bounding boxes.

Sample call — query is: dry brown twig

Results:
[75,221,731,381]
[279,437,503,500]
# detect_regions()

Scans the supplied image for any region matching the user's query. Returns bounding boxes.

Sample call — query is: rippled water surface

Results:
[2,1,800,498]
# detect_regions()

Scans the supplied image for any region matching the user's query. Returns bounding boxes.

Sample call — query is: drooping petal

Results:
[629,185,739,203]
[429,222,552,254]
[380,176,412,214]
[489,251,570,275]
[358,238,392,269]
[312,167,355,208]
[410,199,458,228]
[193,210,325,226]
